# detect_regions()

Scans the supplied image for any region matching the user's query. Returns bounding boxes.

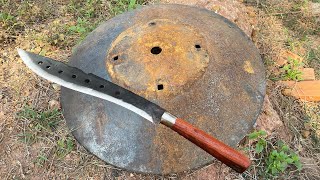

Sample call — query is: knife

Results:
[17,49,251,173]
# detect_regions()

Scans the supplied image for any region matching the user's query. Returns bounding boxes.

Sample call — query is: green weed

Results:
[56,137,74,158]
[266,143,302,175]
[109,0,144,15]
[35,152,49,167]
[247,130,302,178]
[281,57,304,80]
[248,130,267,154]
[0,12,15,25]
[68,17,95,40]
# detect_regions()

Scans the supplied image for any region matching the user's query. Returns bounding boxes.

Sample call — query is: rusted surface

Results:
[60,4,265,174]
[106,19,209,98]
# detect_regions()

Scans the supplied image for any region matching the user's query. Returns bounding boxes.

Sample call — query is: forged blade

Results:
[17,49,165,123]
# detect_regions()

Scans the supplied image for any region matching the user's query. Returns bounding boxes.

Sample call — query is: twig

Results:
[269,11,302,16]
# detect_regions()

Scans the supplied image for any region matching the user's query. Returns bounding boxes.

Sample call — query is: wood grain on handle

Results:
[169,118,251,173]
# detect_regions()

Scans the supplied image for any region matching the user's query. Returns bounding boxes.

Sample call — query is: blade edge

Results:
[17,49,154,123]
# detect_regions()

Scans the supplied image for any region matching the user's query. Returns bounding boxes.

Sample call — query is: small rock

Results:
[64,154,71,161]
[276,50,304,66]
[254,95,283,135]
[304,123,312,131]
[302,130,311,138]
[52,84,61,91]
[300,68,315,81]
[310,3,320,16]
[49,99,60,109]
[161,0,256,37]
[280,81,320,102]
[129,173,134,177]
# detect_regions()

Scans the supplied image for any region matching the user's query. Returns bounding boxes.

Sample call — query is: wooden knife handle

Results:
[161,115,251,173]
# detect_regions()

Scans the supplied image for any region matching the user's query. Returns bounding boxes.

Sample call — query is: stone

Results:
[300,68,315,81]
[276,50,304,66]
[161,0,256,37]
[281,81,320,101]
[182,163,232,180]
[52,83,61,91]
[254,95,283,135]
[49,99,60,109]
[310,3,320,16]
[302,130,311,138]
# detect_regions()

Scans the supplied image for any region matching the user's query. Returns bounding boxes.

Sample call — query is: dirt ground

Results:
[1,0,320,179]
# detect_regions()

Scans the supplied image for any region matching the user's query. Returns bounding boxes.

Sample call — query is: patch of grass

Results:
[35,151,49,167]
[56,137,75,158]
[306,47,320,78]
[245,130,302,178]
[68,17,96,40]
[60,0,147,48]
[0,11,24,37]
[109,0,144,15]
[17,106,62,144]
[281,57,304,80]
[0,12,16,27]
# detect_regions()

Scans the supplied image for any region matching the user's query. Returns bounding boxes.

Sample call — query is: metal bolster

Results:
[160,112,177,127]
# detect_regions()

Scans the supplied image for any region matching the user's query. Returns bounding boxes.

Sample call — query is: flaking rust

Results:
[61,4,266,174]
[106,19,209,99]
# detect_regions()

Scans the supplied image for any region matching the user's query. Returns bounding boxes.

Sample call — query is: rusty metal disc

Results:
[60,4,265,174]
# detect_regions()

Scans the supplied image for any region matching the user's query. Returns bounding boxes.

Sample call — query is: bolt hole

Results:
[46,66,51,69]
[72,75,77,78]
[100,85,105,88]
[149,22,156,26]
[195,44,201,49]
[84,79,90,83]
[58,70,63,73]
[115,91,120,96]
[113,56,119,61]
[151,47,162,55]
[38,61,43,65]
[157,84,164,90]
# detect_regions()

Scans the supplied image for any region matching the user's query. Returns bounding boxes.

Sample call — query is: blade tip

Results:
[17,48,28,58]
[17,48,24,54]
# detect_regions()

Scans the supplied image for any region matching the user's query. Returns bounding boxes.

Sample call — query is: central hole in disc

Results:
[151,46,162,55]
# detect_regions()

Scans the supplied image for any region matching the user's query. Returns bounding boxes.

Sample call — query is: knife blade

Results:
[18,49,251,173]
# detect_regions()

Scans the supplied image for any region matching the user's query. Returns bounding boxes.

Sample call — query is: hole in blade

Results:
[149,22,156,26]
[115,91,120,96]
[157,84,164,90]
[58,70,63,74]
[99,85,105,88]
[84,79,90,83]
[113,56,119,61]
[46,66,51,69]
[151,47,162,55]
[195,44,201,49]
[72,75,77,78]
[38,61,43,65]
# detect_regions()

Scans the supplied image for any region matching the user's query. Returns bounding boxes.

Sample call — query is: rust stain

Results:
[243,60,254,74]
[106,19,209,99]
[94,102,108,145]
